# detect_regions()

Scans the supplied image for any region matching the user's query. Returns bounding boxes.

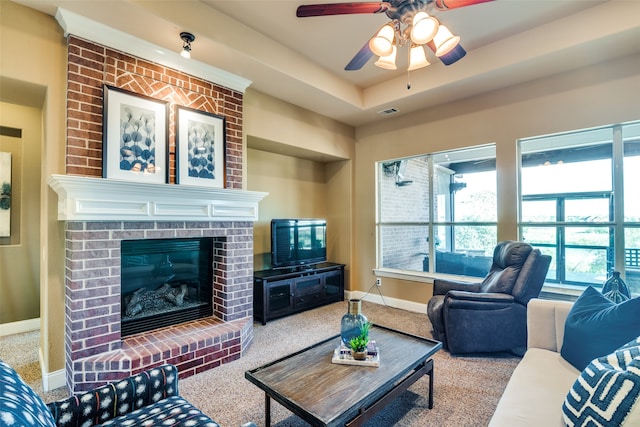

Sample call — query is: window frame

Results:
[518,121,640,296]
[375,144,497,281]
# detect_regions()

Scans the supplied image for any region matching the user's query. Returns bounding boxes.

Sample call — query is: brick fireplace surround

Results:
[49,10,265,392]
[50,176,266,392]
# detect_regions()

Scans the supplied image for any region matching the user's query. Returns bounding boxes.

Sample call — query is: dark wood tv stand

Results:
[253,262,345,325]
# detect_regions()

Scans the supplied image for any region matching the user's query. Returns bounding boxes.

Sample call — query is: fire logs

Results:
[125,283,189,317]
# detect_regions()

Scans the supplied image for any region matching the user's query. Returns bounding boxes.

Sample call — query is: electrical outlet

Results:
[375,278,382,287]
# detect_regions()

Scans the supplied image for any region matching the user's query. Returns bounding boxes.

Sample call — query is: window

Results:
[519,121,640,295]
[377,145,497,278]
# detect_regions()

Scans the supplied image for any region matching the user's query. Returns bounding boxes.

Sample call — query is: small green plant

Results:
[348,322,371,353]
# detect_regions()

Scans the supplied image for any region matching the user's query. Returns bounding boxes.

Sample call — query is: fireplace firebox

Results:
[121,237,214,337]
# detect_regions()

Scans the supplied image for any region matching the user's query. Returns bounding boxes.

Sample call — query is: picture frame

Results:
[102,85,169,184]
[176,106,226,188]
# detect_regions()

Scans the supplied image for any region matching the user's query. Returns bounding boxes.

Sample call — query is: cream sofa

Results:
[489,298,579,426]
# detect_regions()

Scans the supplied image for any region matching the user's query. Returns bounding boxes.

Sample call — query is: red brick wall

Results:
[65,36,243,188]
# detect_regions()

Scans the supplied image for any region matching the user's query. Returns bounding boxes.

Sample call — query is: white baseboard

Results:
[0,318,40,337]
[345,290,427,314]
[39,347,67,392]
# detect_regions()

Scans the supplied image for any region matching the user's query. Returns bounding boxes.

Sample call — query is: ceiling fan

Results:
[296,0,495,72]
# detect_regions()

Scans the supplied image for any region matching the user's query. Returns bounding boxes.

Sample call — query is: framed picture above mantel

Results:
[176,106,226,189]
[102,85,169,184]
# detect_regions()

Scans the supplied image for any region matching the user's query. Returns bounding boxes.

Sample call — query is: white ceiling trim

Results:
[54,7,252,94]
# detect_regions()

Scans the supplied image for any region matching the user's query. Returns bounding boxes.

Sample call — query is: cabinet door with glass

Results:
[266,279,294,318]
[323,269,344,302]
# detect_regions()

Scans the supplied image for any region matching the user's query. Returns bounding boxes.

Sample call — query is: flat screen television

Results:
[271,218,327,269]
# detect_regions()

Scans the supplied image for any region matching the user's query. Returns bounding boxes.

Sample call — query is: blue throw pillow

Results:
[563,336,640,426]
[561,286,640,371]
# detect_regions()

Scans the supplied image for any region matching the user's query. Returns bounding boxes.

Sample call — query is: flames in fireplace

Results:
[121,237,214,337]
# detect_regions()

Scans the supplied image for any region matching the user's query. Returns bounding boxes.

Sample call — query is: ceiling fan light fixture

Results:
[296,0,496,73]
[408,44,430,70]
[433,25,460,57]
[369,23,395,57]
[374,45,397,70]
[410,12,439,45]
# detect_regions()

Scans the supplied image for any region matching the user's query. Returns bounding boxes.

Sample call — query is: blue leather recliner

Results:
[427,241,552,355]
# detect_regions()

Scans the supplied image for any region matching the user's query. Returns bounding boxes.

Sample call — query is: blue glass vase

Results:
[602,271,630,303]
[340,299,368,346]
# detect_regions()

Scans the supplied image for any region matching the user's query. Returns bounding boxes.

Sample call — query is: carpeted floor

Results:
[0,301,520,426]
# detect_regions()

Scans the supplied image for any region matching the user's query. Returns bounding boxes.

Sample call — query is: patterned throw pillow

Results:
[563,337,640,426]
[0,359,56,427]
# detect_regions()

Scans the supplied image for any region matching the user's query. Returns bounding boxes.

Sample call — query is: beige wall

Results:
[248,148,329,269]
[324,159,353,286]
[0,1,68,374]
[0,103,42,323]
[244,90,354,161]
[354,53,640,305]
[246,149,353,281]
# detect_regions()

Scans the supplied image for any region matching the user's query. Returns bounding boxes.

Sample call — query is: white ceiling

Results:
[12,0,640,127]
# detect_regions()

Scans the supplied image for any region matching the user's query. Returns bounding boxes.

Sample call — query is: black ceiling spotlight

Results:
[180,32,195,59]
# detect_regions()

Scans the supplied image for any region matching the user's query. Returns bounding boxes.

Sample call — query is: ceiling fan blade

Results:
[426,40,467,65]
[434,0,495,11]
[297,2,390,18]
[345,41,375,71]
[439,44,467,65]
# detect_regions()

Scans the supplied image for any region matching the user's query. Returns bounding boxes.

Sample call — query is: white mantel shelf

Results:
[48,174,268,222]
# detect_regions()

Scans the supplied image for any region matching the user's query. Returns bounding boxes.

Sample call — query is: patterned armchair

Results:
[427,241,551,354]
[0,360,255,427]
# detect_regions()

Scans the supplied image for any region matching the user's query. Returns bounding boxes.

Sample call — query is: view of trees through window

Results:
[448,170,497,253]
[519,121,640,295]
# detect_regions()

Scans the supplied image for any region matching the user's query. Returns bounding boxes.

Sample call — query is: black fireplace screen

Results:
[120,237,214,337]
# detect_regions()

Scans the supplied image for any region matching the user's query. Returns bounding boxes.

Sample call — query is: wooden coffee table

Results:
[245,324,442,427]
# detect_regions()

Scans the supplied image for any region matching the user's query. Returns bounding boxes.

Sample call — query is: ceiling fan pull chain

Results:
[407,69,411,90]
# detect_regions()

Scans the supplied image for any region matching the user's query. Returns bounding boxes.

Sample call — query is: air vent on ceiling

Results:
[377,107,399,117]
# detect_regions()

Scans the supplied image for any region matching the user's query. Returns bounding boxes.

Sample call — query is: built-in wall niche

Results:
[120,237,214,337]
